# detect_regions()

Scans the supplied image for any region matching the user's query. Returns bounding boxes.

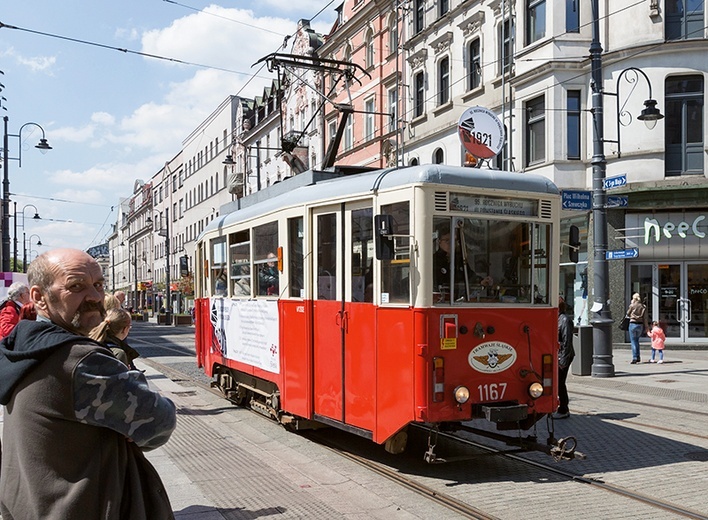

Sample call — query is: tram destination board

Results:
[606,248,639,260]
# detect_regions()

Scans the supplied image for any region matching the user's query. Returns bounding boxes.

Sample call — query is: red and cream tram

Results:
[194,164,563,455]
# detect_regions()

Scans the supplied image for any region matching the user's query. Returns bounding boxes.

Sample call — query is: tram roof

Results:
[203,164,559,237]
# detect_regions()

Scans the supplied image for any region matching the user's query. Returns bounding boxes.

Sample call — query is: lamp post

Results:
[23,233,42,272]
[2,116,51,272]
[133,241,138,312]
[589,0,663,377]
[14,203,40,271]
[148,210,170,325]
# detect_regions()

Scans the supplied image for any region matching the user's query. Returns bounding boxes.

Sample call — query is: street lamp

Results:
[2,116,51,272]
[602,67,665,158]
[223,143,262,191]
[147,210,170,325]
[23,233,42,272]
[14,203,41,271]
[589,0,663,378]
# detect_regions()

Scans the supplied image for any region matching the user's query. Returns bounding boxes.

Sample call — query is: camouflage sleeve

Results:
[73,350,177,450]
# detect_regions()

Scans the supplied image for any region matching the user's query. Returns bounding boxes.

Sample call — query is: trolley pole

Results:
[589,0,615,377]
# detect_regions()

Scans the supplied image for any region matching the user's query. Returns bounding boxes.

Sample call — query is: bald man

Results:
[0,249,176,519]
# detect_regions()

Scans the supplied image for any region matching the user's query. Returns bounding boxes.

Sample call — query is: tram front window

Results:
[433,216,550,304]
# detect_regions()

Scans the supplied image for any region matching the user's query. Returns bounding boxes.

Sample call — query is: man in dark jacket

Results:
[554,297,576,419]
[0,249,177,519]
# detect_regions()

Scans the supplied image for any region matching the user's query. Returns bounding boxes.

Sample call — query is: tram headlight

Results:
[454,385,470,404]
[528,382,544,399]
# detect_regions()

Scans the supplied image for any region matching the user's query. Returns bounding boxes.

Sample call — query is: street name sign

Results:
[562,190,591,211]
[607,195,628,208]
[606,248,639,260]
[603,174,627,190]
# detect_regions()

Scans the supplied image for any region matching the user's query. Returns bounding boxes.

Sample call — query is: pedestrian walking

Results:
[0,248,176,519]
[554,296,575,419]
[647,321,666,364]
[626,293,648,364]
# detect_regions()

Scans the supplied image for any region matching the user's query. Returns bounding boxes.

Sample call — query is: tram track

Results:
[422,426,708,520]
[569,389,708,441]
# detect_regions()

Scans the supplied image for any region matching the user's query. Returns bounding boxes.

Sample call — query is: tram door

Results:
[311,202,376,433]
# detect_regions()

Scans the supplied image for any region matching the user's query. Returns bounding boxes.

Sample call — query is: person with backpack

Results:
[0,282,30,339]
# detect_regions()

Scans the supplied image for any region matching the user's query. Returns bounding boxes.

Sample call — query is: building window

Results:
[409,157,419,166]
[365,29,375,69]
[414,0,425,34]
[414,71,425,118]
[666,0,704,40]
[527,0,546,45]
[468,39,481,91]
[365,97,375,141]
[525,96,545,166]
[438,57,450,105]
[439,0,449,18]
[499,19,513,75]
[567,90,581,160]
[566,0,580,32]
[433,148,444,164]
[665,75,704,176]
[344,115,354,151]
[388,88,398,133]
[388,14,398,53]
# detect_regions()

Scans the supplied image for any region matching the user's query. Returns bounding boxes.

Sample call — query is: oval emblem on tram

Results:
[468,341,517,373]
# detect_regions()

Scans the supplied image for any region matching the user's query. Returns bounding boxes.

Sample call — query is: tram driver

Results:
[433,221,493,301]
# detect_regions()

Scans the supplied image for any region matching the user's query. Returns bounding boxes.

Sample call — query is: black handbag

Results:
[619,315,630,331]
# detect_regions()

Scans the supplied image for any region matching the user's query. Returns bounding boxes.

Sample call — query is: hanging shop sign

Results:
[458,106,505,159]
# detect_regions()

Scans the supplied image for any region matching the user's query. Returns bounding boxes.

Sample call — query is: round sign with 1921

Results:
[458,106,505,159]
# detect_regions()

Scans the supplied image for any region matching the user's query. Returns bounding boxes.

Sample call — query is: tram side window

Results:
[288,217,304,298]
[381,201,410,304]
[318,214,337,300]
[211,237,227,296]
[351,207,373,302]
[253,222,279,296]
[229,230,251,297]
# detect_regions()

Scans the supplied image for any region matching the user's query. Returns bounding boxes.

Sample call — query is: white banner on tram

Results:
[210,298,280,374]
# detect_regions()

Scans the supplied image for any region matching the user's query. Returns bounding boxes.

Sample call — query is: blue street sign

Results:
[607,195,628,208]
[562,190,592,211]
[606,248,639,260]
[603,174,627,190]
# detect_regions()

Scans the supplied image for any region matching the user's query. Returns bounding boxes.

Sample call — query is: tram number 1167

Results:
[478,383,507,401]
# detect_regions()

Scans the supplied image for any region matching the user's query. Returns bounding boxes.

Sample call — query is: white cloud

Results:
[91,112,115,126]
[1,47,57,73]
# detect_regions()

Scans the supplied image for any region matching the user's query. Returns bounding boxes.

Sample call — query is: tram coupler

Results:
[423,427,446,463]
[549,436,586,461]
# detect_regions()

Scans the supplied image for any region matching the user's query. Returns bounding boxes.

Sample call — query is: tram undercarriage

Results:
[211,364,584,462]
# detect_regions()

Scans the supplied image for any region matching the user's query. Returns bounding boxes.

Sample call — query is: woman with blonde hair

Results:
[88,308,139,369]
[626,292,648,364]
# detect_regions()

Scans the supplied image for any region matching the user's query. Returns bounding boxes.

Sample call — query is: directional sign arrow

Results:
[603,174,627,191]
[606,248,639,260]
[606,195,628,208]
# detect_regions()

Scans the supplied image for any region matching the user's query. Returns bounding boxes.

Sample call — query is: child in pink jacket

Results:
[647,321,666,364]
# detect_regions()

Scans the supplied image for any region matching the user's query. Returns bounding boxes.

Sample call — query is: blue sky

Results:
[0,1,336,256]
